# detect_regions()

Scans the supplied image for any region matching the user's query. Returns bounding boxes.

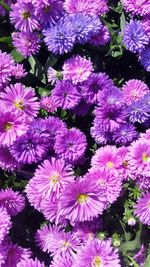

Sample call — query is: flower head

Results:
[73,239,121,267]
[54,128,87,164]
[12,31,41,57]
[89,25,110,46]
[0,208,11,244]
[134,192,150,225]
[122,79,149,105]
[50,256,73,267]
[139,47,150,72]
[64,0,108,16]
[0,83,40,118]
[40,95,57,113]
[127,99,150,123]
[51,80,81,109]
[59,178,107,223]
[62,55,93,84]
[17,258,45,267]
[0,50,15,89]
[122,0,150,16]
[0,188,25,216]
[123,20,149,53]
[0,146,21,171]
[112,123,138,146]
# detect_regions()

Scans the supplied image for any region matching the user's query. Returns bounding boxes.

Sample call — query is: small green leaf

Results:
[45,54,58,71]
[0,36,12,44]
[144,254,150,267]
[38,87,50,96]
[29,56,46,84]
[0,1,10,11]
[120,12,126,34]
[11,49,24,63]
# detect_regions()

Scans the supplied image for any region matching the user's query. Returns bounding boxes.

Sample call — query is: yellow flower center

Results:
[93,256,101,267]
[123,160,128,168]
[76,68,83,75]
[44,6,51,13]
[77,194,88,204]
[62,241,70,248]
[22,11,31,19]
[142,153,150,162]
[50,172,60,184]
[14,100,25,110]
[99,179,106,186]
[106,161,114,168]
[4,122,13,131]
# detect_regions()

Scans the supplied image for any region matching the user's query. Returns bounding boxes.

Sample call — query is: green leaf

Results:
[0,1,10,11]
[38,87,50,96]
[0,36,12,44]
[120,12,126,34]
[44,54,58,71]
[11,49,24,63]
[28,56,46,84]
[144,254,150,267]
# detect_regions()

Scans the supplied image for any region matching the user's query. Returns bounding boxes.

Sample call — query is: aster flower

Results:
[73,239,121,267]
[29,116,67,151]
[34,0,63,26]
[54,128,87,164]
[10,0,39,32]
[0,208,11,244]
[98,86,124,107]
[38,227,81,258]
[134,192,150,225]
[93,104,126,132]
[127,99,150,123]
[11,64,27,79]
[91,145,122,170]
[122,79,149,105]
[59,178,107,223]
[89,25,110,46]
[0,50,15,89]
[62,55,94,84]
[123,20,149,53]
[40,95,57,113]
[50,256,74,267]
[142,15,150,37]
[0,146,21,171]
[0,83,40,118]
[127,139,150,176]
[0,188,25,216]
[1,240,31,267]
[51,80,81,109]
[84,168,122,204]
[73,100,90,116]
[91,120,112,145]
[43,20,76,55]
[0,107,29,147]
[80,72,114,104]
[64,0,108,16]
[17,257,45,267]
[26,157,74,209]
[67,13,102,44]
[47,67,62,85]
[122,0,150,16]
[117,146,136,180]
[139,47,150,72]
[133,244,146,267]
[12,31,41,57]
[112,123,138,146]
[10,132,47,164]
[136,175,150,191]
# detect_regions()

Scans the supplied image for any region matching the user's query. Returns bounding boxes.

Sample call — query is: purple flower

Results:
[64,0,108,16]
[84,167,122,204]
[91,145,122,171]
[73,239,121,267]
[40,95,57,113]
[122,79,149,105]
[10,133,47,164]
[133,245,146,267]
[38,227,81,259]
[51,80,81,109]
[26,157,74,208]
[59,178,107,223]
[139,47,150,72]
[0,50,15,90]
[11,64,27,79]
[112,123,138,146]
[0,83,40,118]
[134,192,150,225]
[142,15,150,37]
[0,107,29,147]
[50,256,73,267]
[0,208,11,244]
[17,258,45,267]
[67,13,102,44]
[34,0,64,26]
[12,31,41,57]
[91,119,112,145]
[10,0,39,32]
[123,20,149,53]
[43,20,76,55]
[0,146,21,171]
[127,99,150,123]
[98,86,124,106]
[136,175,150,191]
[127,139,150,176]
[0,188,25,216]
[54,128,87,164]
[122,0,150,16]
[89,25,110,46]
[47,67,62,85]
[80,72,114,104]
[62,55,94,84]
[73,100,91,116]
